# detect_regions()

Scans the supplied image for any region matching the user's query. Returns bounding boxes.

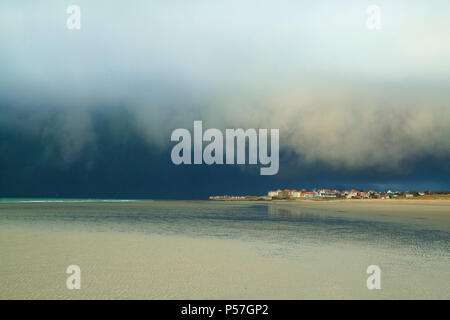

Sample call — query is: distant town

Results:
[209,189,450,201]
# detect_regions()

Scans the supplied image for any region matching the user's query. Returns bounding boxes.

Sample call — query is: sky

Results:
[1,1,449,199]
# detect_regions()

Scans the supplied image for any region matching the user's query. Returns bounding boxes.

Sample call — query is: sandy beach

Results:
[0,200,448,299]
[0,227,448,300]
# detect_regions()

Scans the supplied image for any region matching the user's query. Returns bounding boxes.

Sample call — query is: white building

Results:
[268,189,281,197]
[286,190,301,198]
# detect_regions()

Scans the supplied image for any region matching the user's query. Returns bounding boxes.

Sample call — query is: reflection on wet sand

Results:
[268,205,321,220]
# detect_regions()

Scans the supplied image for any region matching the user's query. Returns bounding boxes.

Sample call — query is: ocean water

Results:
[0,200,449,299]
[0,198,137,203]
[0,200,448,251]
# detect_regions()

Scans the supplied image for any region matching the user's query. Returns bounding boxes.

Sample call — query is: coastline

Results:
[210,198,450,206]
[277,198,450,205]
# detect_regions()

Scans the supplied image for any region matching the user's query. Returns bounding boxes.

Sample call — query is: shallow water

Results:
[0,200,449,299]
[1,200,448,252]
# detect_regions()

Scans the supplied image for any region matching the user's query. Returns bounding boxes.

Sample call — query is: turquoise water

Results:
[0,198,139,203]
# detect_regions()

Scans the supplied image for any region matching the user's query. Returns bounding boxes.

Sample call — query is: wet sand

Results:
[290,199,450,217]
[274,199,450,231]
[0,200,448,299]
[0,227,448,300]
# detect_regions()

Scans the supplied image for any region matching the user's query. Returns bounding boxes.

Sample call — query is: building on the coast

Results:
[317,189,336,197]
[267,189,281,197]
[268,189,290,199]
[268,189,282,197]
[209,195,246,200]
[346,189,359,199]
[288,190,301,198]
[265,187,424,201]
[279,190,290,199]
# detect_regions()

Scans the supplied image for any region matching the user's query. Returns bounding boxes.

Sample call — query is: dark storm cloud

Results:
[0,1,449,197]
